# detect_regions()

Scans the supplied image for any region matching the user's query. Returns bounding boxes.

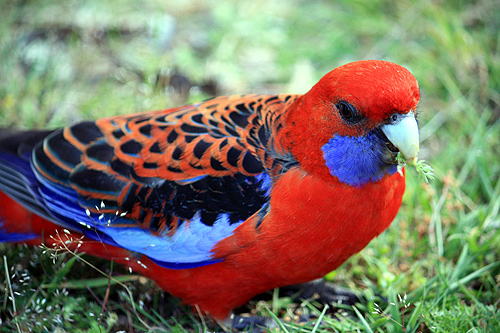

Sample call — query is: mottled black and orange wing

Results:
[1,94,299,268]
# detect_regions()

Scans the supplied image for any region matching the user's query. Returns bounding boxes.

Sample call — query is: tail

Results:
[0,128,57,242]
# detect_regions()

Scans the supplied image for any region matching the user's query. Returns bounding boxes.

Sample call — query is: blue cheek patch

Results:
[321,131,397,187]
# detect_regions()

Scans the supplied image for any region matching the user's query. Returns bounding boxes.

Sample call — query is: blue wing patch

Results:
[87,213,241,269]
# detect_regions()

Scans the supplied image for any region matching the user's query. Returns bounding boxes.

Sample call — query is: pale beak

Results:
[380,111,419,164]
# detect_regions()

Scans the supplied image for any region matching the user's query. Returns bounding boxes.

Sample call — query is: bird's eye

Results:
[336,101,362,124]
[339,103,352,119]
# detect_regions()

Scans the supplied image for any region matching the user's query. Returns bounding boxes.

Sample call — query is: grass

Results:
[1,0,500,331]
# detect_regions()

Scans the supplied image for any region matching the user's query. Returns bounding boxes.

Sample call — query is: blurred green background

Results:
[1,0,500,332]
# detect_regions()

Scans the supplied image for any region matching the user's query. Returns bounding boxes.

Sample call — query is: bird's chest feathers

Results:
[258,167,405,273]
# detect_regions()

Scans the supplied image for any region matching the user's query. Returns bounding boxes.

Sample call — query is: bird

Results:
[0,60,420,320]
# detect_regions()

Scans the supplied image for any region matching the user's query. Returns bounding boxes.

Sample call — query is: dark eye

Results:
[336,101,363,124]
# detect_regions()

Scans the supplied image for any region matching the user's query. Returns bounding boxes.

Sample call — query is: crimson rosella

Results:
[0,60,420,319]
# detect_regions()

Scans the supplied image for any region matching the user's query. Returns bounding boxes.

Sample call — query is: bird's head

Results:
[284,60,420,187]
